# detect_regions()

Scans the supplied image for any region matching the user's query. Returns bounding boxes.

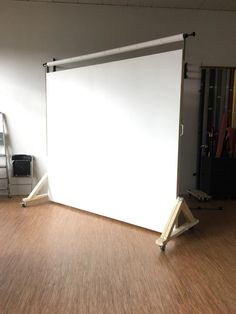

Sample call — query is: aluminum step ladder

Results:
[0,112,10,197]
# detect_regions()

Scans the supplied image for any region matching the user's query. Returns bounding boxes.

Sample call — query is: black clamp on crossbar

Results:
[43,58,57,72]
[183,32,196,39]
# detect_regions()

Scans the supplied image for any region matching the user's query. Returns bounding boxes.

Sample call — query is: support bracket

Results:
[21,173,48,207]
[156,197,199,251]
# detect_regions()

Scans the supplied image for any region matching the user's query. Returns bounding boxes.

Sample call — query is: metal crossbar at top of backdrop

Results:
[44,32,195,68]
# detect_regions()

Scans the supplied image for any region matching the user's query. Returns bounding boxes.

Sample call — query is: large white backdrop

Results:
[46,49,183,232]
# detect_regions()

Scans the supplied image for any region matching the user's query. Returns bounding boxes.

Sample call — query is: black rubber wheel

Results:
[160,244,166,252]
[21,203,26,208]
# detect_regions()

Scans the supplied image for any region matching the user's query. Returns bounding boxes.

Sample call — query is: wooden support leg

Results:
[156,197,199,251]
[21,173,48,207]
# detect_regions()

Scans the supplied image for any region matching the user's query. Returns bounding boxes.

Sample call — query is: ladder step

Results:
[0,113,9,196]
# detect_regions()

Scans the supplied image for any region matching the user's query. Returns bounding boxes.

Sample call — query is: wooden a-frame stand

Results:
[156,197,199,251]
[21,173,48,207]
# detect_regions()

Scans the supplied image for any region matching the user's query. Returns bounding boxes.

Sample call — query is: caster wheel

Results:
[21,203,26,208]
[160,244,166,252]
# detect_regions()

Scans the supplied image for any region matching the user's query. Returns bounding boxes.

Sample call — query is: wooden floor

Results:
[0,197,235,314]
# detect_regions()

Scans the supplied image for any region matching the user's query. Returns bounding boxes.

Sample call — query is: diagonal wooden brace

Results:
[21,173,48,207]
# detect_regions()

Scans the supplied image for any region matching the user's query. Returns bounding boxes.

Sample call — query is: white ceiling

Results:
[11,0,236,12]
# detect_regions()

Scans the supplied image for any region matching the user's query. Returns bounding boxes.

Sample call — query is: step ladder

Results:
[0,112,10,197]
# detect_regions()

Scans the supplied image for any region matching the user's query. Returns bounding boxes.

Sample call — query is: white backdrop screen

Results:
[46,49,183,232]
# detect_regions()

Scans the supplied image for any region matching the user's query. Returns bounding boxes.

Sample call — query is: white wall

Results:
[0,0,235,194]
